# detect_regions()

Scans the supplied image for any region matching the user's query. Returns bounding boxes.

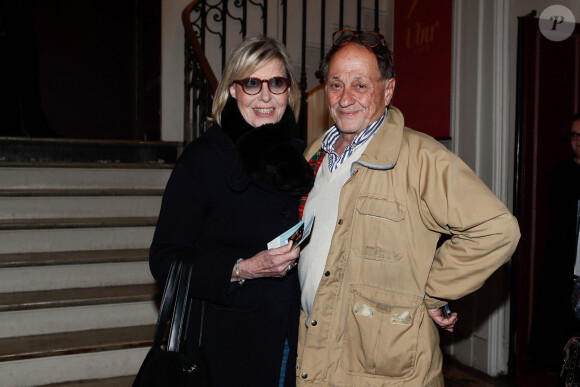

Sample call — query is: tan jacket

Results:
[296,107,520,386]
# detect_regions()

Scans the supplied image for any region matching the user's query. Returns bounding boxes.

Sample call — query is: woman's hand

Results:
[232,242,300,281]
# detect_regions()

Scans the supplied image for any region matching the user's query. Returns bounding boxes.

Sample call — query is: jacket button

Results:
[311,320,317,326]
[337,218,343,225]
[282,208,292,219]
[324,271,330,276]
[301,373,308,379]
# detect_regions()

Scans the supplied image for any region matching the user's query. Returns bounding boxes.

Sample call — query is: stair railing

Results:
[182,0,385,145]
[182,0,219,145]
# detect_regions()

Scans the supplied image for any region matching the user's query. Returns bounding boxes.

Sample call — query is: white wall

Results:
[444,1,512,375]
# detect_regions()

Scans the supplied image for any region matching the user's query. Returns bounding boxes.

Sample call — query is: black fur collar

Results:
[221,97,314,197]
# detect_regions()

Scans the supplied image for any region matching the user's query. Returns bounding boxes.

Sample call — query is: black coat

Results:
[149,101,313,386]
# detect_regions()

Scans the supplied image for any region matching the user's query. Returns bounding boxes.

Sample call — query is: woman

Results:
[149,35,314,386]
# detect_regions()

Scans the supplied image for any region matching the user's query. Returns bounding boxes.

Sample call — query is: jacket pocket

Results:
[341,285,423,378]
[351,195,405,262]
[208,280,261,313]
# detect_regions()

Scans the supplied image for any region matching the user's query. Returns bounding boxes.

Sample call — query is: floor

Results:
[442,357,562,387]
[43,357,562,386]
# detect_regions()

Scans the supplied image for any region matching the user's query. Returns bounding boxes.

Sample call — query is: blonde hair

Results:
[212,34,300,125]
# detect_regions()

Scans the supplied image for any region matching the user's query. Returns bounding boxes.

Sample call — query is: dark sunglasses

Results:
[332,29,386,48]
[233,77,291,95]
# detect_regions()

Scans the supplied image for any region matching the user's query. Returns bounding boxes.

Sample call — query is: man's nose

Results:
[339,88,354,106]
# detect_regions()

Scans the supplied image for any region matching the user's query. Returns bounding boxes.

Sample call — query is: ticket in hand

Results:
[267,213,315,250]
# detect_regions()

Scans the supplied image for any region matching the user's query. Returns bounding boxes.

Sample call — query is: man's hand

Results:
[427,307,458,332]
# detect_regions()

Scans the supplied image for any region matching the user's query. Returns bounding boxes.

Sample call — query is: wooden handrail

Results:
[307,82,327,100]
[182,0,218,93]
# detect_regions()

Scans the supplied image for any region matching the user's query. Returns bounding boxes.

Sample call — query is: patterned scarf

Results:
[299,148,327,219]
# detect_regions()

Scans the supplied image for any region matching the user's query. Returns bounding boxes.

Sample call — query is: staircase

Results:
[0,139,177,386]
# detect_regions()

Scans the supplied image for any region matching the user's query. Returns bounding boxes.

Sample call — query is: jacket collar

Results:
[303,106,405,173]
[352,106,404,172]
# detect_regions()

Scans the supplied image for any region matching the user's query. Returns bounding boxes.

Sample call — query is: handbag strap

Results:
[151,258,182,348]
[168,258,193,352]
[151,256,202,353]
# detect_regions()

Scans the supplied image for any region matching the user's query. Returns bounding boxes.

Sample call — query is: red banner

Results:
[393,0,452,138]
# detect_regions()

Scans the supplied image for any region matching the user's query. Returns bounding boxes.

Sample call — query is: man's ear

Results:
[384,78,396,106]
[229,84,237,99]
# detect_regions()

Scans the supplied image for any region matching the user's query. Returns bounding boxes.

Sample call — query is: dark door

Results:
[512,15,580,379]
[0,0,160,140]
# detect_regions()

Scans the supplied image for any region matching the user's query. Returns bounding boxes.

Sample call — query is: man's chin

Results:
[336,124,364,135]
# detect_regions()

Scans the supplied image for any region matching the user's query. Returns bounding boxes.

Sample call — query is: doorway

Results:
[0,0,160,140]
[512,14,580,380]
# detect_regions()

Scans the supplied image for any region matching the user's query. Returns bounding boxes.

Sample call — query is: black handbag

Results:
[133,257,211,387]
[562,337,580,387]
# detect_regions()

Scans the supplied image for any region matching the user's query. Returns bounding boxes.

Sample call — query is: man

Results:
[529,114,580,371]
[296,30,520,386]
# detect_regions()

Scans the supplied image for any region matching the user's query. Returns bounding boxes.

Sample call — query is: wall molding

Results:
[488,0,511,376]
[449,0,511,376]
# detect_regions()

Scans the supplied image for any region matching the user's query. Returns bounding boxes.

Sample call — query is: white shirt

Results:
[298,140,371,323]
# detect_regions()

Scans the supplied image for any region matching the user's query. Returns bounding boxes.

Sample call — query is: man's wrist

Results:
[424,295,447,309]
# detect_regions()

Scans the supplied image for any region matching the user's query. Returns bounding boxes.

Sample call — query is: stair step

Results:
[1,301,158,339]
[0,327,152,385]
[0,161,175,169]
[0,226,155,254]
[0,137,180,164]
[0,138,174,387]
[0,284,159,312]
[39,375,136,387]
[0,166,172,190]
[0,141,172,385]
[0,347,148,386]
[0,281,159,340]
[0,261,154,292]
[0,249,149,268]
[0,217,158,231]
[0,325,154,362]
[0,196,162,220]
[0,188,165,196]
